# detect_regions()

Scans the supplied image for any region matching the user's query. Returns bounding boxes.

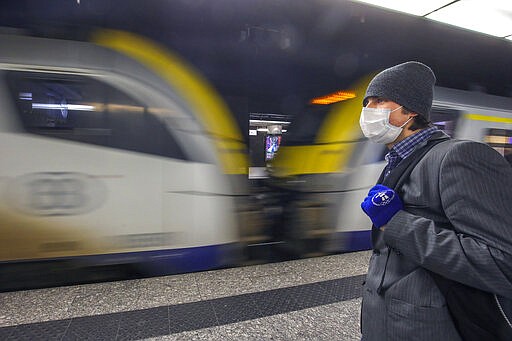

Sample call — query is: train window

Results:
[430,108,460,137]
[282,105,328,146]
[484,128,512,166]
[6,71,186,160]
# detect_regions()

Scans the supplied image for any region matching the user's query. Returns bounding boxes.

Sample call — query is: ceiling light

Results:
[249,119,291,125]
[353,0,512,39]
[353,0,454,16]
[426,0,512,37]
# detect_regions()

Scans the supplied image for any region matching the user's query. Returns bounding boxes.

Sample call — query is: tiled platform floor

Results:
[0,250,371,340]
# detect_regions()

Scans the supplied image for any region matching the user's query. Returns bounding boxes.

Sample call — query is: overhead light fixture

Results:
[426,0,512,38]
[354,0,512,39]
[353,0,454,16]
[249,119,291,125]
[310,90,356,105]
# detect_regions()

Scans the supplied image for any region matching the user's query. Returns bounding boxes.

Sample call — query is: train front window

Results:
[6,71,186,160]
[484,128,512,166]
[282,105,329,146]
[429,108,460,137]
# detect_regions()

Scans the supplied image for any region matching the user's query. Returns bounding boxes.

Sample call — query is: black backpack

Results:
[381,136,512,341]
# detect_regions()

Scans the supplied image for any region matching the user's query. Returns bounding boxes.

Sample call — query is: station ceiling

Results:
[1,0,511,117]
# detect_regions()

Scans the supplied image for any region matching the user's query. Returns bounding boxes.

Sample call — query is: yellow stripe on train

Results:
[91,29,248,174]
[271,75,374,177]
[465,114,512,124]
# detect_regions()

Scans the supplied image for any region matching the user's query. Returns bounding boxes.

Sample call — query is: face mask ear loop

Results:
[399,116,413,129]
[389,105,403,114]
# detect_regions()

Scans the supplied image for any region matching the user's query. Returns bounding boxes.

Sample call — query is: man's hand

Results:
[361,185,403,228]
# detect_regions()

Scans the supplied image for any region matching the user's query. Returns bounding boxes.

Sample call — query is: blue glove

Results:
[361,185,403,228]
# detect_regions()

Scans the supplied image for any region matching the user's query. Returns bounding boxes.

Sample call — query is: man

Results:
[358,61,512,340]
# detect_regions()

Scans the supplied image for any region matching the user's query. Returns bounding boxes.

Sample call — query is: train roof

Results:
[434,86,512,112]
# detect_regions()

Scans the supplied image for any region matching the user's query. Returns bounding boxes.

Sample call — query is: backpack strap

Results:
[379,134,450,190]
[370,133,450,251]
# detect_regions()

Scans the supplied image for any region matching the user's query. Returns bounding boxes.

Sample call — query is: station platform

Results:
[0,250,370,340]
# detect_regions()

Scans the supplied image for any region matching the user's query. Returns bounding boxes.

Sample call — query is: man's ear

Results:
[405,112,419,131]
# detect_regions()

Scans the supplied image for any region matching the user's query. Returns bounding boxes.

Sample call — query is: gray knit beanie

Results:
[363,61,436,120]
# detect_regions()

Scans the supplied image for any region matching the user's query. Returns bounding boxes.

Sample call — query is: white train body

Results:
[270,85,512,255]
[0,32,249,285]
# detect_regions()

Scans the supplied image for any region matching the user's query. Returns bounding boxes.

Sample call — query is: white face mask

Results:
[359,106,412,144]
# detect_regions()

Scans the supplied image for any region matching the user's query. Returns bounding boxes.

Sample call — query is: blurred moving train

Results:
[0,31,254,291]
[0,0,511,291]
[268,82,512,257]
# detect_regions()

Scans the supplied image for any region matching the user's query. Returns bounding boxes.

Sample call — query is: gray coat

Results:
[361,131,512,341]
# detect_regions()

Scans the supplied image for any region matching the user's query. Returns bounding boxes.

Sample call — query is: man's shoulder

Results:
[440,138,493,153]
[434,138,509,168]
[428,135,484,153]
[420,136,491,165]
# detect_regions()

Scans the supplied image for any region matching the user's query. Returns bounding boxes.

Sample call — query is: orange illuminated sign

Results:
[310,90,356,105]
